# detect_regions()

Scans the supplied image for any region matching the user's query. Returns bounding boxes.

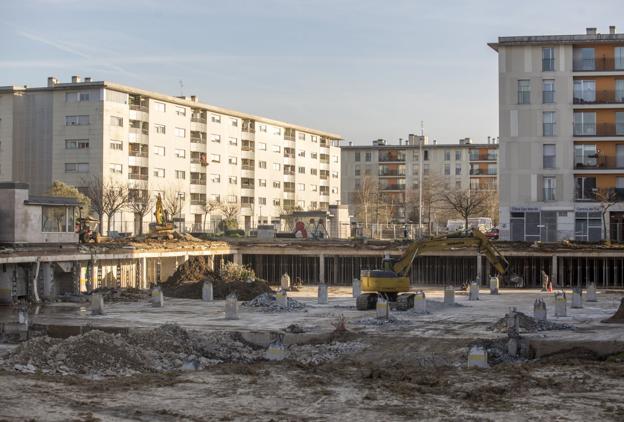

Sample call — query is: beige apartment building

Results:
[341,135,498,224]
[490,26,624,242]
[0,76,342,234]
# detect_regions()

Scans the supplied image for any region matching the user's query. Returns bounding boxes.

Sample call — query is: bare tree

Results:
[201,199,221,232]
[353,175,378,227]
[161,185,186,223]
[595,188,620,242]
[219,203,240,230]
[440,188,491,232]
[83,177,129,235]
[127,190,155,235]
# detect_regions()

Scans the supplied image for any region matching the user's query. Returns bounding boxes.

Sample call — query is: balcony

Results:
[129,127,149,135]
[191,115,207,124]
[191,178,206,185]
[380,184,405,191]
[470,168,497,176]
[574,90,624,105]
[574,123,624,137]
[190,136,207,144]
[575,156,624,170]
[129,151,148,158]
[378,169,406,177]
[128,174,148,181]
[129,104,148,112]
[283,170,295,176]
[574,57,624,72]
[378,152,405,162]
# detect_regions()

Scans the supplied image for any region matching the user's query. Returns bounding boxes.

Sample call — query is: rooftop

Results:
[489,26,624,51]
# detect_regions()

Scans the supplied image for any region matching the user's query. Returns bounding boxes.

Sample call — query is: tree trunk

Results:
[98,214,104,235]
[465,215,469,232]
[603,211,609,241]
[106,214,112,236]
[138,214,144,235]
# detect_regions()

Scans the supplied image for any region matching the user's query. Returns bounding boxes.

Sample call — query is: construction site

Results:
[2,231,624,421]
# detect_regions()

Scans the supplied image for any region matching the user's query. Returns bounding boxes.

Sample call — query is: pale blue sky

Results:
[0,0,622,144]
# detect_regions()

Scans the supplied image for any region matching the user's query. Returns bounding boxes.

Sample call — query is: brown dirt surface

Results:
[160,257,273,300]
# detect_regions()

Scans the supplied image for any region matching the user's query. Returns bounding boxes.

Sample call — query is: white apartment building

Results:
[0,76,342,234]
[341,135,498,222]
[490,26,624,242]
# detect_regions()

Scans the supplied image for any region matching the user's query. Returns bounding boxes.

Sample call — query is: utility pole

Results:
[418,121,424,239]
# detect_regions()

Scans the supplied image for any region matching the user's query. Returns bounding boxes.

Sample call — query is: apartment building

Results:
[490,26,624,242]
[0,76,342,233]
[341,135,498,222]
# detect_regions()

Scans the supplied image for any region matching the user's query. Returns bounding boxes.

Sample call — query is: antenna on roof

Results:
[420,120,424,137]
[179,80,184,97]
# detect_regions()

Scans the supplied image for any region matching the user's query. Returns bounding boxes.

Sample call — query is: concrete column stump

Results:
[533,298,547,321]
[352,279,361,298]
[586,283,597,302]
[571,287,583,309]
[225,293,239,320]
[489,276,499,295]
[17,309,28,326]
[414,291,427,313]
[202,281,213,302]
[276,289,288,308]
[554,291,567,317]
[376,297,389,320]
[91,293,104,315]
[280,273,291,290]
[265,340,287,361]
[469,282,480,301]
[151,287,164,308]
[317,283,328,304]
[467,346,488,368]
[444,286,455,305]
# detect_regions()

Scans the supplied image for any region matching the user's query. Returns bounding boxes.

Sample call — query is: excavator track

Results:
[356,293,378,310]
[396,293,415,311]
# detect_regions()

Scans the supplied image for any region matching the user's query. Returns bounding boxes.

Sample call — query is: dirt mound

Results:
[242,293,306,312]
[90,287,150,303]
[488,311,573,333]
[161,257,273,301]
[602,298,624,323]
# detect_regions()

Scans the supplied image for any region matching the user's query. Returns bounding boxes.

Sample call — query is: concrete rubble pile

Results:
[488,311,573,333]
[351,315,410,326]
[287,341,367,365]
[242,292,306,312]
[90,287,150,303]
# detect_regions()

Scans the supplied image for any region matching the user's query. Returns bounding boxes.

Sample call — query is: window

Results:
[444,151,451,161]
[258,142,267,151]
[518,80,530,104]
[227,195,237,204]
[154,146,165,156]
[543,112,555,136]
[273,199,281,206]
[211,174,221,183]
[354,165,360,176]
[272,145,281,153]
[574,144,597,168]
[258,124,267,132]
[331,187,338,194]
[298,150,306,158]
[210,154,221,163]
[576,176,596,200]
[616,80,624,103]
[311,152,318,159]
[311,135,317,142]
[154,102,166,112]
[155,124,166,134]
[258,179,267,187]
[273,181,281,188]
[444,163,450,175]
[332,155,339,163]
[424,150,429,161]
[210,134,221,143]
[543,80,555,103]
[311,184,318,192]
[229,176,237,185]
[229,137,238,145]
[365,152,372,161]
[231,118,238,127]
[579,48,595,71]
[355,152,361,162]
[210,194,220,202]
[109,163,122,174]
[298,132,305,140]
[65,92,89,102]
[176,170,185,180]
[617,112,624,135]
[310,168,317,175]
[574,112,596,136]
[175,106,186,116]
[455,150,461,160]
[228,156,238,165]
[298,183,305,191]
[110,116,123,127]
[42,206,74,233]
[259,161,267,169]
[423,163,430,175]
[543,144,556,169]
[273,163,280,171]
[110,140,123,150]
[542,47,555,71]
[332,171,339,179]
[175,127,186,138]
[298,166,305,174]
[175,149,186,158]
[573,80,596,103]
[64,163,89,173]
[455,163,461,175]
[65,115,89,126]
[211,114,221,123]
[455,180,462,189]
[297,200,305,208]
[258,197,267,205]
[153,168,165,178]
[65,139,89,149]
[274,127,282,135]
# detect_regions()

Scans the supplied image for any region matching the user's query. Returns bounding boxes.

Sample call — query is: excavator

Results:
[356,228,521,311]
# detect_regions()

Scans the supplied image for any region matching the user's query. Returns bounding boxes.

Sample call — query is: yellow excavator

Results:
[356,228,521,310]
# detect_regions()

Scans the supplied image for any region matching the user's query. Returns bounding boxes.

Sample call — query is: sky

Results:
[0,0,622,145]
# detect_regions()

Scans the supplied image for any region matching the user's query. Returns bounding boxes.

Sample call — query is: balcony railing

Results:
[283,152,295,159]
[129,151,148,158]
[241,165,255,171]
[378,169,406,177]
[191,116,207,123]
[380,184,405,191]
[574,123,624,137]
[470,169,497,175]
[190,178,206,185]
[378,155,405,162]
[129,104,149,112]
[128,174,148,180]
[575,156,624,170]
[284,135,295,141]
[574,90,624,105]
[129,127,149,135]
[190,137,206,144]
[191,199,204,206]
[573,57,624,72]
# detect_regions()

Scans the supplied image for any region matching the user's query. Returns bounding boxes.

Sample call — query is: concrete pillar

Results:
[534,298,547,321]
[467,346,488,368]
[352,279,361,298]
[414,291,426,313]
[376,297,389,319]
[151,287,164,307]
[141,257,147,289]
[551,255,558,287]
[333,256,339,284]
[489,276,499,295]
[571,287,583,308]
[202,281,213,301]
[317,283,328,304]
[554,291,567,317]
[233,252,243,265]
[476,254,483,284]
[207,255,215,272]
[91,293,104,315]
[90,260,98,291]
[184,253,189,263]
[319,254,325,284]
[444,286,455,305]
[41,262,54,300]
[587,282,597,302]
[225,293,239,319]
[469,282,480,301]
[276,289,288,308]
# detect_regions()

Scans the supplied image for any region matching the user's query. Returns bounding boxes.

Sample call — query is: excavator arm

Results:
[391,228,509,277]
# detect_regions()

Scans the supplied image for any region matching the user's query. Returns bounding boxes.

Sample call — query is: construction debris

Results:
[242,293,306,312]
[602,298,624,324]
[90,287,150,303]
[488,311,573,333]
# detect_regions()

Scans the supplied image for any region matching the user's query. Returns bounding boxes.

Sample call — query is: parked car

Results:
[485,227,499,240]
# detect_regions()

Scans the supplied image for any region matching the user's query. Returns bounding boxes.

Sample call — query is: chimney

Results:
[610,25,617,34]
[398,138,402,145]
[487,136,491,144]
[84,77,92,82]
[586,27,597,35]
[190,95,198,102]
[433,139,437,145]
[71,75,81,83]
[47,76,58,87]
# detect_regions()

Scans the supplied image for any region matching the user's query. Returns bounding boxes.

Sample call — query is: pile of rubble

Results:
[351,316,411,326]
[242,293,306,312]
[287,341,367,365]
[488,311,573,333]
[3,324,263,377]
[90,287,150,303]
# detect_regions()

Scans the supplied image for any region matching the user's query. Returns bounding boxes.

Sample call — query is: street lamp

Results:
[177,192,184,232]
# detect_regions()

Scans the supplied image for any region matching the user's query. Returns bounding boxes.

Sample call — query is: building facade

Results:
[341,135,498,224]
[0,76,342,233]
[490,26,624,241]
